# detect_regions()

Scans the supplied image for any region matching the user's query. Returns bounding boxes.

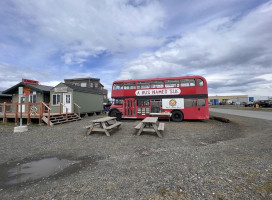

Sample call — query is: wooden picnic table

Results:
[134,117,164,138]
[86,117,122,136]
[149,112,172,122]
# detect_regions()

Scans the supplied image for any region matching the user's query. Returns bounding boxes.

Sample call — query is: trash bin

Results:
[116,112,122,121]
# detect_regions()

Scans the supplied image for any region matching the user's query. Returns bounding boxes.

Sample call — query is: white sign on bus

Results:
[135,88,181,96]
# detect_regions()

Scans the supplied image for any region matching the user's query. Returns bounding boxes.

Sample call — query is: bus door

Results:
[124,98,136,117]
[197,98,209,118]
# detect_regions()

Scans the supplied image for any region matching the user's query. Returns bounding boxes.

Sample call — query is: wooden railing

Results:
[1,101,81,125]
[73,103,81,117]
[42,102,51,126]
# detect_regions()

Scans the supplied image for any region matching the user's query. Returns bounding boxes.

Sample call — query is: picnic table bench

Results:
[86,117,122,136]
[134,117,164,137]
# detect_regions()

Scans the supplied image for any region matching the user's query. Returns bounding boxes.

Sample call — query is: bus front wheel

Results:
[171,111,184,122]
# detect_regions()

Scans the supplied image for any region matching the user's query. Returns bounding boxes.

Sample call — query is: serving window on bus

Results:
[137,99,150,116]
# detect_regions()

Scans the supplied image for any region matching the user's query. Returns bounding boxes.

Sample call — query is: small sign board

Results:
[162,98,184,109]
[24,91,30,96]
[22,78,39,85]
[24,87,31,92]
[54,87,68,93]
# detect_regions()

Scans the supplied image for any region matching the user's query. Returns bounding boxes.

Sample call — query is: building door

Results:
[18,96,25,112]
[124,98,136,117]
[63,93,72,113]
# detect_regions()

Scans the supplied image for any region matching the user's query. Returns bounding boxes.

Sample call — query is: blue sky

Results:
[0,0,271,97]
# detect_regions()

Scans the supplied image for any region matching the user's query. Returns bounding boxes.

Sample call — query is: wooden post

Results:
[78,107,80,117]
[3,102,6,123]
[48,108,51,126]
[39,102,42,124]
[66,108,68,121]
[59,103,62,114]
[73,103,75,114]
[15,102,18,125]
[27,102,31,125]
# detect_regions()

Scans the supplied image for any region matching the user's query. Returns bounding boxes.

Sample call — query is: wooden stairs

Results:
[42,113,81,126]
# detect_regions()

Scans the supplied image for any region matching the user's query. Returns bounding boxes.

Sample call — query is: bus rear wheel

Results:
[171,111,184,122]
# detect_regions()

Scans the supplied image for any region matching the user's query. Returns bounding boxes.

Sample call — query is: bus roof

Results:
[112,75,207,84]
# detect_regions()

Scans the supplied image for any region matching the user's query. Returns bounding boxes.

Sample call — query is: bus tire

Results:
[109,109,119,117]
[171,110,184,122]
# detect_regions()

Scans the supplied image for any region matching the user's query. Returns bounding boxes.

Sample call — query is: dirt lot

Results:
[0,112,271,200]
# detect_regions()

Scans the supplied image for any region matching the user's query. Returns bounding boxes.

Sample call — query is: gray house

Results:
[1,81,52,112]
[50,82,104,115]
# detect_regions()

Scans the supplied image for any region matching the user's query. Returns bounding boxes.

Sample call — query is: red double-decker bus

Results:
[109,75,209,121]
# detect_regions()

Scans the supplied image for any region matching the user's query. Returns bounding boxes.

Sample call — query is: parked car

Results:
[253,100,272,107]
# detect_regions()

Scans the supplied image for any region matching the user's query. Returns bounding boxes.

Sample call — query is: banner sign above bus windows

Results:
[135,88,181,96]
[162,98,184,109]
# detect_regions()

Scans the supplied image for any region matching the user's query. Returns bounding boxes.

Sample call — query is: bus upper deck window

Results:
[124,82,136,89]
[165,80,179,87]
[196,79,204,86]
[113,83,124,90]
[151,80,164,88]
[180,79,195,87]
[137,81,149,89]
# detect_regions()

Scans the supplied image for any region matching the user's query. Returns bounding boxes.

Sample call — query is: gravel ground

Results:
[0,112,271,200]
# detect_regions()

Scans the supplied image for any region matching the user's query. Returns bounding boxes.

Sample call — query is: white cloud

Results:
[10,0,165,65]
[118,1,272,96]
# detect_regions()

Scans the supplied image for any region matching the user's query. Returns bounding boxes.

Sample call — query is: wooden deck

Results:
[0,102,81,125]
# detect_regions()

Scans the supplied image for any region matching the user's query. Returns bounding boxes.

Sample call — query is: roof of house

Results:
[2,82,53,94]
[64,77,100,81]
[57,82,104,95]
[0,91,12,97]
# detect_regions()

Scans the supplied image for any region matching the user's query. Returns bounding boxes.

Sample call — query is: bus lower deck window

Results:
[114,99,123,105]
[184,98,197,107]
[137,100,150,106]
[198,99,206,106]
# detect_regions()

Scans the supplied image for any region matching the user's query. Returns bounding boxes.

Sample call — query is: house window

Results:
[29,94,37,103]
[95,83,98,88]
[90,83,93,87]
[81,82,87,87]
[52,94,61,105]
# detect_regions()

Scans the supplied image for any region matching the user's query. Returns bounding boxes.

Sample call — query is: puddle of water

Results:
[7,157,80,185]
